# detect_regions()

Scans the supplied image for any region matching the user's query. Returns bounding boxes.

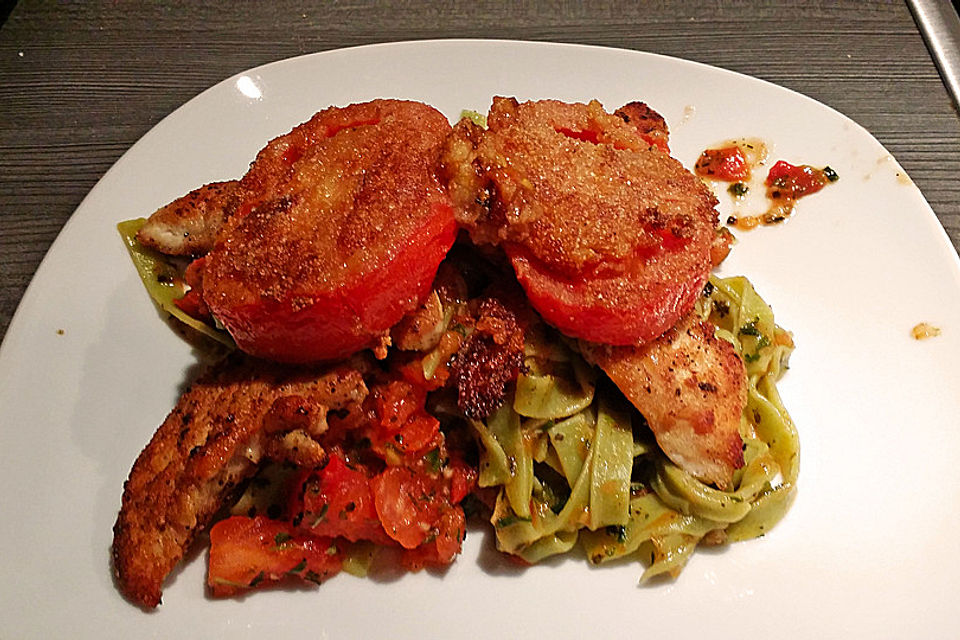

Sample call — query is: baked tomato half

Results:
[442,98,717,346]
[203,100,457,363]
[507,235,709,346]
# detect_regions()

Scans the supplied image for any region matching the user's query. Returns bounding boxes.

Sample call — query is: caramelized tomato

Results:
[203,100,457,363]
[444,98,716,347]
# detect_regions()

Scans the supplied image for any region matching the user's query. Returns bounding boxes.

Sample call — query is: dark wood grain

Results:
[1,0,958,343]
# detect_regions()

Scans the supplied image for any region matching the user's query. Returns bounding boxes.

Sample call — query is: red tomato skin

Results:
[368,381,443,461]
[507,243,708,345]
[217,203,457,363]
[448,459,478,505]
[371,466,445,550]
[207,516,341,597]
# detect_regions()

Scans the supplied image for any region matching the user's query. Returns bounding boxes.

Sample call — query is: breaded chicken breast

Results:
[137,180,240,256]
[112,355,368,608]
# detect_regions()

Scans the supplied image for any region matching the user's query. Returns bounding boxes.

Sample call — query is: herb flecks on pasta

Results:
[472,276,797,579]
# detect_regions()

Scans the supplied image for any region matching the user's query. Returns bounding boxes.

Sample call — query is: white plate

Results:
[2,40,959,639]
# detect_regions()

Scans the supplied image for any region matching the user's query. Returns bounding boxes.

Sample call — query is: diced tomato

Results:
[368,381,442,462]
[371,466,446,549]
[297,454,393,546]
[207,516,341,597]
[695,146,750,182]
[395,354,439,390]
[394,414,441,456]
[765,160,830,200]
[400,506,466,570]
[374,380,423,428]
[448,458,478,505]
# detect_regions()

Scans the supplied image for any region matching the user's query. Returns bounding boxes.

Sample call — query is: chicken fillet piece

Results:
[581,314,747,488]
[137,180,240,256]
[112,355,368,608]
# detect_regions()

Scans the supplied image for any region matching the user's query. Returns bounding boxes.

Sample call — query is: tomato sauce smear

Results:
[694,145,750,182]
[727,160,838,230]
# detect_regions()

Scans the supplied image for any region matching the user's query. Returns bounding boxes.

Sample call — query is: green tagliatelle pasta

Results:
[117,218,235,348]
[471,275,798,579]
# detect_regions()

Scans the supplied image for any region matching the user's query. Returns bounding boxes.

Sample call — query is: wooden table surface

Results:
[2,0,959,344]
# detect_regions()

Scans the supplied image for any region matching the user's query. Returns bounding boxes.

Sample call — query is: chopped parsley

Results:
[727,181,749,197]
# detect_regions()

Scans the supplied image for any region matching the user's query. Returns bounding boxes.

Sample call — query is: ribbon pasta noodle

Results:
[471,275,798,579]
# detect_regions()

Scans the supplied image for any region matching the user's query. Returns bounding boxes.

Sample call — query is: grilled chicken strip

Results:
[581,314,747,489]
[137,180,240,256]
[112,355,368,608]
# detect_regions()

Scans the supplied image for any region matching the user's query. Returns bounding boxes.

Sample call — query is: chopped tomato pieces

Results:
[368,381,442,462]
[207,374,474,599]
[695,146,750,182]
[371,466,444,549]
[448,458,478,505]
[208,516,341,597]
[297,454,393,546]
[400,506,466,570]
